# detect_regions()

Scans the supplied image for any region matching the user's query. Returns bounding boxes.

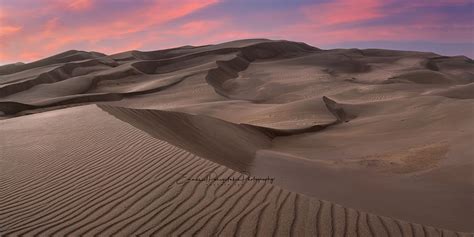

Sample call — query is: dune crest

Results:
[98,95,348,171]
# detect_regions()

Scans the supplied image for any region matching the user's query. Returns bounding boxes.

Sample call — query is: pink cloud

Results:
[171,20,223,37]
[18,52,42,61]
[0,25,22,37]
[63,0,219,40]
[286,0,474,46]
[68,0,93,11]
[303,0,383,26]
[54,0,94,11]
[279,20,472,46]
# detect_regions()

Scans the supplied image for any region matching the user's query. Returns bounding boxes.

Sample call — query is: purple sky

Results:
[0,0,473,64]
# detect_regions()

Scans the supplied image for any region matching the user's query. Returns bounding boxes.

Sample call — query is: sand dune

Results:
[0,105,471,236]
[1,39,473,235]
[0,50,106,76]
[97,96,347,171]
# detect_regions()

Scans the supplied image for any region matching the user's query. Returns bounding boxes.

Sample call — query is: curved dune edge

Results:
[0,57,118,97]
[0,72,192,116]
[424,82,474,99]
[97,95,351,171]
[205,41,316,102]
[98,104,334,171]
[99,104,272,171]
[94,104,472,236]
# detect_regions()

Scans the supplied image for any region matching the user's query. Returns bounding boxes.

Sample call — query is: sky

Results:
[0,0,473,65]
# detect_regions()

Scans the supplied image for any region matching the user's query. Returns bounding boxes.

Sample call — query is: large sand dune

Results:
[1,39,473,236]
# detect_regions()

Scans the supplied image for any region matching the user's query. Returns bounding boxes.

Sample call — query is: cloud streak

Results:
[303,0,383,25]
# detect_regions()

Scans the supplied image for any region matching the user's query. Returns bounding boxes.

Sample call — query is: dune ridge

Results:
[0,50,106,76]
[0,40,317,115]
[1,39,472,116]
[98,96,350,171]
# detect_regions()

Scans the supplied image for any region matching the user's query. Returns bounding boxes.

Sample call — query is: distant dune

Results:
[1,39,473,236]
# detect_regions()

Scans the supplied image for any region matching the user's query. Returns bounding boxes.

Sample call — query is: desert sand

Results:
[0,39,473,236]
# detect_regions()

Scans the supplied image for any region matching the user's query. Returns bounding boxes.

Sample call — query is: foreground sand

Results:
[0,39,473,235]
[0,105,471,236]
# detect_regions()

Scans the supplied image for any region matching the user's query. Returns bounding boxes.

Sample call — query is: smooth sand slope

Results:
[1,39,473,235]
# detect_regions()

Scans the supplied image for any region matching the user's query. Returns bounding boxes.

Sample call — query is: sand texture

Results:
[1,39,473,236]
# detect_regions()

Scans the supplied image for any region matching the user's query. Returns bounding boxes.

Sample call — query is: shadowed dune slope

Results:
[98,96,349,171]
[99,104,273,171]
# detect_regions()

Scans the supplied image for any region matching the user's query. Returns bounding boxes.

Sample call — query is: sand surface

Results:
[1,39,473,236]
